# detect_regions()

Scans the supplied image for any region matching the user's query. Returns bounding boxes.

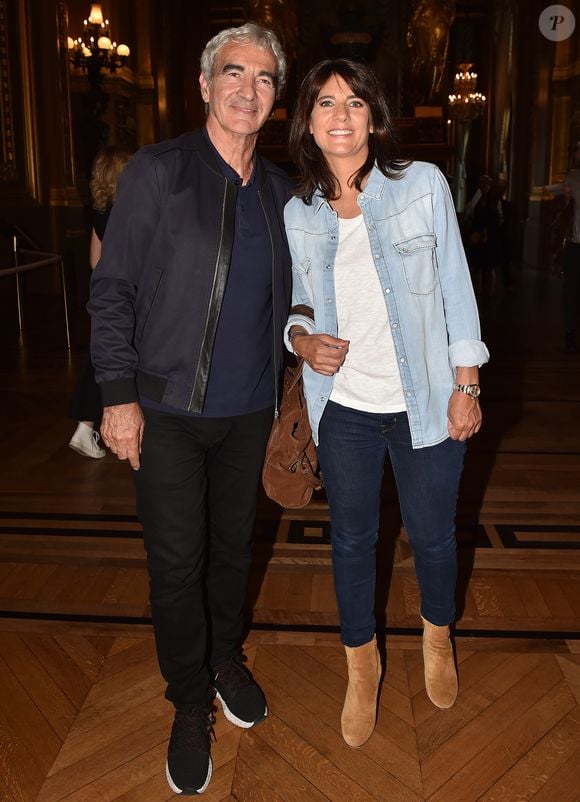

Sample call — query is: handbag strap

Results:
[287,358,305,394]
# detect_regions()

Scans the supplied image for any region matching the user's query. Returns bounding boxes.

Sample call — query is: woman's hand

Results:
[447,392,482,441]
[293,333,349,376]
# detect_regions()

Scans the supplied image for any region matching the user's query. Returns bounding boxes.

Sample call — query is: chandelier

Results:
[67,4,130,80]
[448,63,486,124]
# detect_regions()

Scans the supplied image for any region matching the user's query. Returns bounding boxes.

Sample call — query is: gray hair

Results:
[200,22,287,98]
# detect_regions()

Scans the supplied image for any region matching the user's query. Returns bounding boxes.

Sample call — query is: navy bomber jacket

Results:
[88,129,293,414]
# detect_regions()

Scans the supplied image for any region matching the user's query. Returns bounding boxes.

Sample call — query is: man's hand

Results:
[447,392,482,441]
[293,333,349,376]
[100,402,145,470]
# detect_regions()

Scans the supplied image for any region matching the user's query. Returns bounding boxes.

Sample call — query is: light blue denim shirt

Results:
[283,161,490,448]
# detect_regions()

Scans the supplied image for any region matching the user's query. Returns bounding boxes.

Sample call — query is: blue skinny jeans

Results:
[316,402,466,646]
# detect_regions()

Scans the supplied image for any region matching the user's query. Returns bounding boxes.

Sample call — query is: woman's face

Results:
[309,73,373,163]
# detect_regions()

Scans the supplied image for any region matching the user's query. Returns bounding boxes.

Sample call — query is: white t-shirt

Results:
[330,214,407,413]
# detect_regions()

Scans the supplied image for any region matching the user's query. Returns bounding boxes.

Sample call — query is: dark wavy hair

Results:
[289,59,410,204]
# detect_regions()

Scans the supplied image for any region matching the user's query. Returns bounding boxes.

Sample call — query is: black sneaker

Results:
[212,655,268,729]
[166,704,215,795]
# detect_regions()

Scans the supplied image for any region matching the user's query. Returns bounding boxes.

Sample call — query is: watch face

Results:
[469,385,481,398]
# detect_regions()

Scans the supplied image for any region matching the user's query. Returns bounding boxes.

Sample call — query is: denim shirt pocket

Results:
[393,233,438,295]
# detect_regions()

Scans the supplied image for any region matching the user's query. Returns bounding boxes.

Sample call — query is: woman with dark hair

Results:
[284,59,489,747]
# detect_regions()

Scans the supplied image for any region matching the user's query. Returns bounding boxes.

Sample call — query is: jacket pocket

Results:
[135,268,164,341]
[291,257,311,276]
[394,233,437,295]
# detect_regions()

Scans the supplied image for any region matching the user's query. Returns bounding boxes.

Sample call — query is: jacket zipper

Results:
[258,187,279,418]
[188,177,230,412]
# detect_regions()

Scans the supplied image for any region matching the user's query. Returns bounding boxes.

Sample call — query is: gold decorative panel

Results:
[0,0,16,181]
[0,0,40,202]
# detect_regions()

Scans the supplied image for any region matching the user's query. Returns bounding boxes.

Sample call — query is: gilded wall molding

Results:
[553,62,580,81]
[0,0,40,202]
[0,0,17,181]
[57,0,75,187]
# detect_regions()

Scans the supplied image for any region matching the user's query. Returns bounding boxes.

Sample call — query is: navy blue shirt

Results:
[141,129,274,417]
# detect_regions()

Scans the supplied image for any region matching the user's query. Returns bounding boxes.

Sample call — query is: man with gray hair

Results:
[89,23,291,794]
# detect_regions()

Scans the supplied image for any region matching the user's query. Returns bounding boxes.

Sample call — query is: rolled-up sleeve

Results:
[448,338,490,368]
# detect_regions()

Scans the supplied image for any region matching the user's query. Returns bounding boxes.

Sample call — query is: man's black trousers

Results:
[134,405,273,707]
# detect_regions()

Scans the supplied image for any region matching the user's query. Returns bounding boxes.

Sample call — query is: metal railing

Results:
[0,236,71,350]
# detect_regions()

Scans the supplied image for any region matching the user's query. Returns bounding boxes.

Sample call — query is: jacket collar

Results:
[313,192,327,214]
[195,127,265,188]
[360,165,386,200]
[313,164,385,214]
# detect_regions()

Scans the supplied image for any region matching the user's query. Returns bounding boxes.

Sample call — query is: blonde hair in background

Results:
[90,145,133,212]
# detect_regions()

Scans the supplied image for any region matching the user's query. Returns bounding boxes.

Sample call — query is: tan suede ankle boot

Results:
[341,636,382,748]
[421,616,458,709]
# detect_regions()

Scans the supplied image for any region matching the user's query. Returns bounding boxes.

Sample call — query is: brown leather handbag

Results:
[262,359,322,508]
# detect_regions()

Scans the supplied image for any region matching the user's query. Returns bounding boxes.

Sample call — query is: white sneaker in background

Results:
[68,422,106,458]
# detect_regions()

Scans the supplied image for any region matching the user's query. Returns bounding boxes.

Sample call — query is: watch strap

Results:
[453,383,480,398]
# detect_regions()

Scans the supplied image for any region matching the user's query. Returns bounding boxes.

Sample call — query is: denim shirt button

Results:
[400,357,406,363]
[385,288,391,294]
[326,298,332,303]
[325,264,331,270]
[392,322,398,328]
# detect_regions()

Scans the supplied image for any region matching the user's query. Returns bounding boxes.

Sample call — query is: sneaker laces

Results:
[213,655,252,694]
[92,430,101,445]
[169,705,216,754]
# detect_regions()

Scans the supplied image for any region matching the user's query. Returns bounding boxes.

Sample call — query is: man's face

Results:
[199,42,277,139]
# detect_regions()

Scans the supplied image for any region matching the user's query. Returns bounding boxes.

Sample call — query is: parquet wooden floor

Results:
[0,264,579,799]
[2,633,580,801]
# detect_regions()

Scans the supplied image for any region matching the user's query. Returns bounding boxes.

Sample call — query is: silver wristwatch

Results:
[453,383,480,398]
